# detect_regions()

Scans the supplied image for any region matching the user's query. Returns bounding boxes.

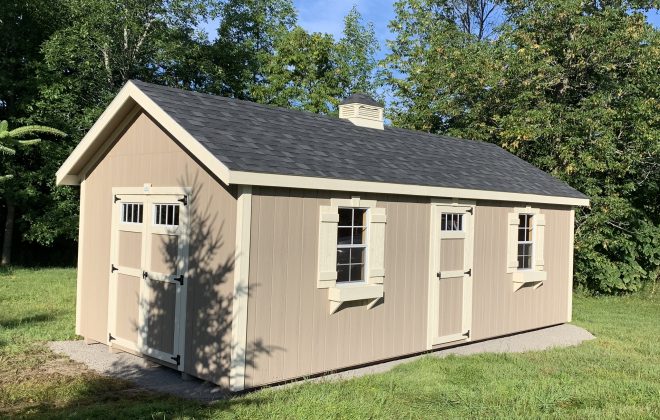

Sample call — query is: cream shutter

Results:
[534,213,546,271]
[318,205,339,289]
[506,212,519,273]
[367,207,387,284]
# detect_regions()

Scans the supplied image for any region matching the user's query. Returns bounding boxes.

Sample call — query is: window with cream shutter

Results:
[318,197,386,314]
[507,206,547,291]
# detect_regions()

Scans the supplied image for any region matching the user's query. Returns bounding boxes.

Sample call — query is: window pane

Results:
[160,205,167,225]
[138,204,143,223]
[337,228,352,245]
[522,255,532,269]
[338,208,352,227]
[167,205,174,225]
[350,247,365,264]
[350,264,364,282]
[337,265,349,282]
[354,209,367,227]
[173,206,179,225]
[441,214,446,231]
[518,227,527,242]
[353,228,365,245]
[337,248,350,265]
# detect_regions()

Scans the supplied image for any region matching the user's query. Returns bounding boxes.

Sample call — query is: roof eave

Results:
[229,170,590,207]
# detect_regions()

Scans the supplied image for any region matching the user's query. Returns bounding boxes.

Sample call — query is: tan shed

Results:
[56,81,589,391]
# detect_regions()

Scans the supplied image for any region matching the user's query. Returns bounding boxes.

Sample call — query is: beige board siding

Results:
[145,279,177,354]
[440,238,464,272]
[81,110,237,386]
[470,201,571,341]
[118,231,142,269]
[437,276,464,337]
[115,273,141,343]
[150,234,178,275]
[245,187,430,388]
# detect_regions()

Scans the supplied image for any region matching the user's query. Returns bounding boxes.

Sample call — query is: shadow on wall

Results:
[127,171,276,390]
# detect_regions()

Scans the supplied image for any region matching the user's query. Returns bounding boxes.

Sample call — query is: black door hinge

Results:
[108,333,116,342]
[436,272,442,278]
[178,195,188,206]
[463,330,470,338]
[173,274,184,285]
[142,271,148,280]
[464,268,472,276]
[111,264,119,273]
[114,194,121,203]
[171,354,181,366]
[466,207,473,215]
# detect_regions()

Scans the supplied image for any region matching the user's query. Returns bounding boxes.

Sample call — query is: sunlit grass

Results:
[1,268,658,418]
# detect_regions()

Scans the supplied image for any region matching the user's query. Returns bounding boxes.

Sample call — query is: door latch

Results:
[111,264,119,273]
[464,268,472,276]
[173,274,184,285]
[142,271,148,280]
[171,354,181,366]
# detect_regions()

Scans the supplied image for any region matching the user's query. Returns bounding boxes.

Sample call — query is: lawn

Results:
[1,268,659,419]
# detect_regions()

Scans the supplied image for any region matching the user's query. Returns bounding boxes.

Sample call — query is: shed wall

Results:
[245,189,573,387]
[80,110,237,386]
[470,202,571,341]
[244,188,431,388]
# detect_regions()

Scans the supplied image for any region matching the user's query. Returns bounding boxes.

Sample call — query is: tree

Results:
[337,6,380,95]
[251,7,379,114]
[210,0,297,99]
[386,0,660,293]
[0,121,65,265]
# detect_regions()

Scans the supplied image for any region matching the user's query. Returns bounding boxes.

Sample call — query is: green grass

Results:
[1,268,659,418]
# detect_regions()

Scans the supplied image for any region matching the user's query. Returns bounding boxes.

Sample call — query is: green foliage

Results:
[385,0,660,293]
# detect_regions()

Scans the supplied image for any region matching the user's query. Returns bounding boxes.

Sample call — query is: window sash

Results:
[336,207,368,283]
[517,214,534,270]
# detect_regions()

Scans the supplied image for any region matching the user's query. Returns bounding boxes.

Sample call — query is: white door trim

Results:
[427,200,475,349]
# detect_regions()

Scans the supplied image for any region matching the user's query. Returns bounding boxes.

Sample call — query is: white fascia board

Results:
[229,171,590,207]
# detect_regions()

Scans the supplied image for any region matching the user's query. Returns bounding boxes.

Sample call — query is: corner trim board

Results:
[230,185,252,392]
[567,208,575,322]
[75,176,86,335]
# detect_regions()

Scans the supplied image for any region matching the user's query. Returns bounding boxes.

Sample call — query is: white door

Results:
[429,204,474,346]
[108,188,189,370]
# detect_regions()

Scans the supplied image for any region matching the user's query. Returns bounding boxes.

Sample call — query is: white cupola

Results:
[338,93,384,130]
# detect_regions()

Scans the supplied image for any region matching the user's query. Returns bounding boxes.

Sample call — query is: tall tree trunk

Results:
[2,201,15,266]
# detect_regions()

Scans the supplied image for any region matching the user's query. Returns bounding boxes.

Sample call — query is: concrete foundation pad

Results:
[49,323,594,403]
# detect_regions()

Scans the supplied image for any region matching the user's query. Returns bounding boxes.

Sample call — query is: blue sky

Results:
[202,2,659,53]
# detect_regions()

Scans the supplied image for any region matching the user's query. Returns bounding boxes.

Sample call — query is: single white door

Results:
[429,204,474,346]
[108,188,189,370]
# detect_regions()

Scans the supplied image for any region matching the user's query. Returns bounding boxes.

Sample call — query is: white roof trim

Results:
[229,171,589,207]
[56,81,589,207]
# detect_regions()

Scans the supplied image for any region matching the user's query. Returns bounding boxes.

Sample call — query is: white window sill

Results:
[512,270,547,291]
[328,283,384,314]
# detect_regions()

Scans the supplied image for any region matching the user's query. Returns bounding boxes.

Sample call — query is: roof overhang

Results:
[57,82,590,207]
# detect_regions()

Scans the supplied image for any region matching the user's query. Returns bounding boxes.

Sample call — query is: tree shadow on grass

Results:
[0,313,57,329]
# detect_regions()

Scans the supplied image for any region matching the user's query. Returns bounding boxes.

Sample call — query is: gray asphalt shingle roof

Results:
[132,80,586,199]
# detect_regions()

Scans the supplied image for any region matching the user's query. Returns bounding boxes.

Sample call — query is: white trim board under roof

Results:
[56,80,590,207]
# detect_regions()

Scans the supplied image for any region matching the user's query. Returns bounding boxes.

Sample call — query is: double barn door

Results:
[107,187,189,369]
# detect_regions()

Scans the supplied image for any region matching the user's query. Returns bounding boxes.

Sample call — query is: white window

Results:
[121,203,143,224]
[517,214,534,269]
[153,204,180,226]
[441,213,464,231]
[336,208,367,283]
[318,198,387,314]
[507,207,547,291]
